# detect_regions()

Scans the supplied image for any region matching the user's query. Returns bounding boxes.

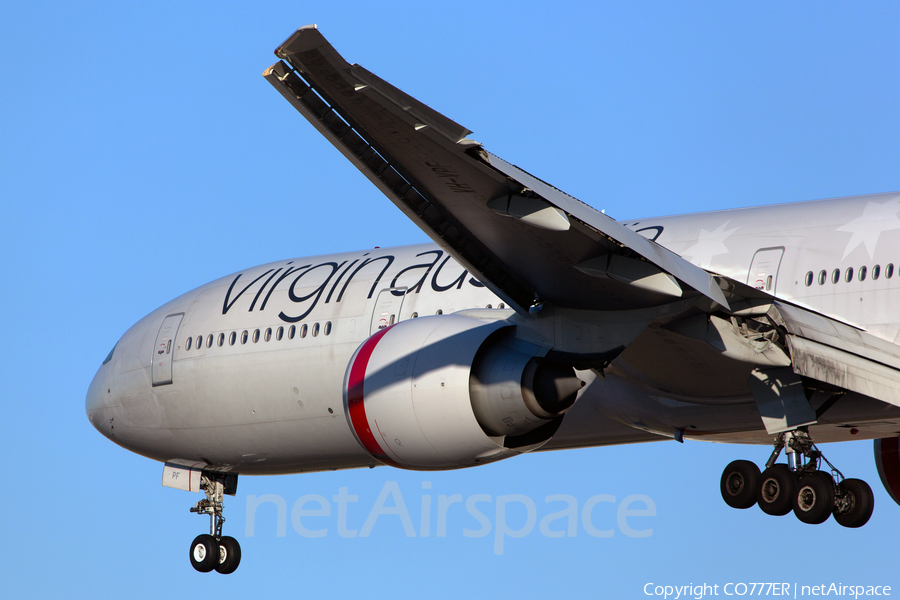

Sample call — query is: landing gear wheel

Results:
[189,534,218,573]
[793,471,835,524]
[215,536,242,574]
[833,478,874,528]
[757,464,795,516]
[720,460,760,509]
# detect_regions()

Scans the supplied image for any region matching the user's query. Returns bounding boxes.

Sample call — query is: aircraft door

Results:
[747,247,784,294]
[152,313,184,386]
[370,288,406,335]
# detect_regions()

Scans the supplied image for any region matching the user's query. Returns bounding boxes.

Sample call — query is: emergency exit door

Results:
[152,313,183,386]
[747,248,784,294]
[370,288,406,335]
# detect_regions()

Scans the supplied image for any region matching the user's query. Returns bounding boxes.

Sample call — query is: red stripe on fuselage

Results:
[347,325,399,467]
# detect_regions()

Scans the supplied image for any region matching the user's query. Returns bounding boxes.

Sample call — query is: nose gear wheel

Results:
[188,474,242,574]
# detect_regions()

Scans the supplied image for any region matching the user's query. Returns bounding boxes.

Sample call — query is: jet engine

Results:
[342,313,584,470]
[875,437,900,506]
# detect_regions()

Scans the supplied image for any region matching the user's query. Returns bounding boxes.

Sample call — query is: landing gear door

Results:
[370,288,406,335]
[152,313,184,386]
[747,247,784,294]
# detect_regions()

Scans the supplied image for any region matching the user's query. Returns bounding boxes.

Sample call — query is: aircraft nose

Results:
[85,364,113,437]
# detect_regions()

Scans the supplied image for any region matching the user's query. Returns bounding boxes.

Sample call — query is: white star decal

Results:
[681,221,740,269]
[836,196,900,260]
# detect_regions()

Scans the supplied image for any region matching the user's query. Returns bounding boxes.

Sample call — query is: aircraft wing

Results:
[264,25,729,314]
[264,26,900,405]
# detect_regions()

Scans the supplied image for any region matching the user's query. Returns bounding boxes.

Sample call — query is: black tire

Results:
[189,534,218,573]
[833,478,874,528]
[793,471,835,524]
[720,460,760,509]
[757,464,795,516]
[215,536,242,575]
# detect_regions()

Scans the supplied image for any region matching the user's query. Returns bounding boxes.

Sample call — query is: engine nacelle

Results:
[874,437,900,506]
[342,313,583,470]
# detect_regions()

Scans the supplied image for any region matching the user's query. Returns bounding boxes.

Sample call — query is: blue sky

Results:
[3,2,900,597]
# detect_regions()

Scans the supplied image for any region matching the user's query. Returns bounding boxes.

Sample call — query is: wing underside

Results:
[263,25,729,315]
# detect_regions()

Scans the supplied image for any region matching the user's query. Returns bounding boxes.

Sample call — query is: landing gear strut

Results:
[720,428,874,527]
[189,474,242,574]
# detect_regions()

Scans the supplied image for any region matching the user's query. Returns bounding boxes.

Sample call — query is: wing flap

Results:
[774,302,900,372]
[768,301,900,407]
[788,337,900,408]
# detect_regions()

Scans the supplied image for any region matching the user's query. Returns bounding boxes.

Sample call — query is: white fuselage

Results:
[86,192,900,475]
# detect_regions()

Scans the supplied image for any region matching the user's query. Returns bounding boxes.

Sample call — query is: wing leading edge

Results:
[263,25,729,314]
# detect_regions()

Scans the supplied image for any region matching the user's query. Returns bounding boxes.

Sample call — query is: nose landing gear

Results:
[720,428,874,527]
[189,474,242,574]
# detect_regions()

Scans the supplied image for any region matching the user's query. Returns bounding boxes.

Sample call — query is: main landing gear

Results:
[188,475,242,574]
[720,428,874,527]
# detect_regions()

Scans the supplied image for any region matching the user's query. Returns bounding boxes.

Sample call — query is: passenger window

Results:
[218,333,225,347]
[276,326,284,341]
[831,269,840,284]
[817,270,826,285]
[499,303,506,309]
[186,337,193,351]
[289,325,296,340]
[207,334,213,348]
[265,328,272,342]
[486,303,493,309]
[300,324,308,338]
[229,332,236,346]
[324,322,332,336]
[888,264,895,279]
[859,266,867,281]
[436,309,443,315]
[804,272,813,287]
[411,312,418,319]
[845,267,854,283]
[196,335,203,349]
[252,329,260,343]
[873,265,881,280]
[241,331,249,344]
[312,323,320,337]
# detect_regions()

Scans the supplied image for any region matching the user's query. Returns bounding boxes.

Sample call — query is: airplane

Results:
[86,25,900,574]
